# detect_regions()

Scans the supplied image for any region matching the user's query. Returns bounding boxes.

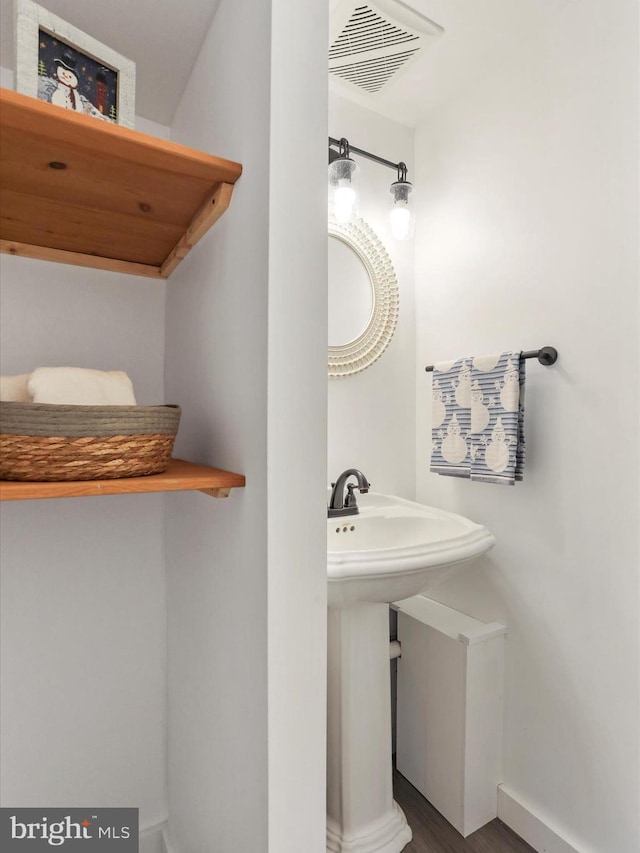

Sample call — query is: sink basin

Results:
[327,492,495,607]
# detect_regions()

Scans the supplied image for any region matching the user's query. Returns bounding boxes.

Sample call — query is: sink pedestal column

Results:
[327,603,412,853]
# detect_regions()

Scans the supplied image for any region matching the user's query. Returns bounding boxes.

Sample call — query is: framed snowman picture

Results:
[14,0,136,127]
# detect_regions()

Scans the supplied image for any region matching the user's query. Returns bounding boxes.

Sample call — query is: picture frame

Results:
[14,0,136,127]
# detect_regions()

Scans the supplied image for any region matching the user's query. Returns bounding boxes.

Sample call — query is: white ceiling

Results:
[0,0,222,125]
[0,0,550,129]
[328,0,555,128]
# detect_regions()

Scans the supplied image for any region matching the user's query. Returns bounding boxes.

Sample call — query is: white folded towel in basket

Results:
[0,373,33,402]
[28,367,137,406]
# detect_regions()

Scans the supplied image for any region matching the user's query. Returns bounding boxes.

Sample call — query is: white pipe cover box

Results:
[395,595,506,837]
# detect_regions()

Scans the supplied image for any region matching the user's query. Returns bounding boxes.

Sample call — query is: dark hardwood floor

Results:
[394,770,537,853]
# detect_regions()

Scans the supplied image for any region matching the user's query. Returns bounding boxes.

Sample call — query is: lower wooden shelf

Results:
[0,458,245,501]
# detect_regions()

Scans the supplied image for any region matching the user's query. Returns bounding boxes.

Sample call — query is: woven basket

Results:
[0,402,181,481]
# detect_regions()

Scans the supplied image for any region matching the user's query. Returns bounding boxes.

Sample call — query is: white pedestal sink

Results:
[326,493,495,853]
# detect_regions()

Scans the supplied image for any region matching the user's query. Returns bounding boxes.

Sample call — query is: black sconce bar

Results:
[329,136,408,181]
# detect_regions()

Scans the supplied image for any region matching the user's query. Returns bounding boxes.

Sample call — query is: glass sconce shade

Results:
[389,180,414,240]
[329,157,360,223]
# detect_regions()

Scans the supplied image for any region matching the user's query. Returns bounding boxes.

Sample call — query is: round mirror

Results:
[328,236,373,346]
[328,218,399,378]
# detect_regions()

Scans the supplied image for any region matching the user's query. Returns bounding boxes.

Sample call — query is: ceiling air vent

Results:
[329,0,443,95]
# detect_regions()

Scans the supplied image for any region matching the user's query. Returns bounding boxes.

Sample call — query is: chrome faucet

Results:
[328,469,371,518]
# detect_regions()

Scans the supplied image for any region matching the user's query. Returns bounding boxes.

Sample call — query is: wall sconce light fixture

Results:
[328,136,414,240]
[328,137,360,223]
[389,163,414,240]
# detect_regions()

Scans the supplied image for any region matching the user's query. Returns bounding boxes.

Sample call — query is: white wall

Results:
[267,2,328,850]
[164,1,327,851]
[328,94,415,498]
[0,258,168,828]
[414,2,639,852]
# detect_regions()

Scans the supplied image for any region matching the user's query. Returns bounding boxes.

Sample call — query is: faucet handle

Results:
[344,483,360,507]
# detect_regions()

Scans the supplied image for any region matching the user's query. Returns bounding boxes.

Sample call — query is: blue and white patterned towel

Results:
[430,352,525,485]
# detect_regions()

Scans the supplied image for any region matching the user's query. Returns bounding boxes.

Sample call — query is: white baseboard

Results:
[139,822,175,853]
[497,785,583,853]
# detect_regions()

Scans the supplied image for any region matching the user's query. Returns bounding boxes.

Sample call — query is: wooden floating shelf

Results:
[0,458,246,501]
[0,89,242,279]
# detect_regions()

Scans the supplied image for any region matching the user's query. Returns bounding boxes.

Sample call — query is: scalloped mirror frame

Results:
[328,218,399,378]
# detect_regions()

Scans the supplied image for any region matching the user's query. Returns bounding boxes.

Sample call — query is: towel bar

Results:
[424,346,558,372]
